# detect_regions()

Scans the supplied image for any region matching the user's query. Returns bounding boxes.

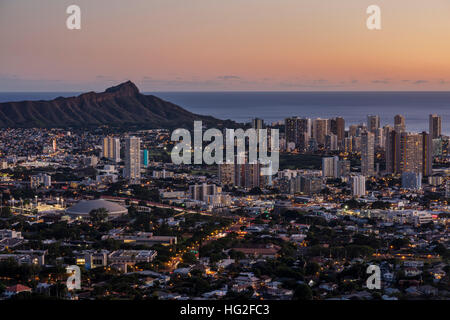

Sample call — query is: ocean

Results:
[0,91,449,134]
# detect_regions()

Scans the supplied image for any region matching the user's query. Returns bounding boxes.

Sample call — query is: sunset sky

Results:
[1,0,450,91]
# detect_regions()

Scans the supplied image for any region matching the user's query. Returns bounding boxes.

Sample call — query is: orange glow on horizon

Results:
[1,0,450,91]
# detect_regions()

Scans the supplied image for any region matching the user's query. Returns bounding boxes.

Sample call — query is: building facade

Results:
[103,136,121,163]
[361,131,375,176]
[124,136,141,184]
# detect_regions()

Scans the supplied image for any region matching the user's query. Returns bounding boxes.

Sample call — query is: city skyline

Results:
[0,108,448,301]
[0,1,449,305]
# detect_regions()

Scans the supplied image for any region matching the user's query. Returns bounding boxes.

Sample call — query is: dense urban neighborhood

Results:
[0,113,449,300]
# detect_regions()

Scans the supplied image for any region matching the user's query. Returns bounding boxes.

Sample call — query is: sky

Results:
[1,0,450,91]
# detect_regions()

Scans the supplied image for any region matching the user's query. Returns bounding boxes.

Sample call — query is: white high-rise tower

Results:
[124,136,141,184]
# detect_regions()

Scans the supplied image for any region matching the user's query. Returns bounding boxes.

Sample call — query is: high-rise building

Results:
[344,137,353,153]
[329,118,337,134]
[432,138,443,157]
[124,136,141,184]
[85,156,98,167]
[288,175,301,194]
[325,134,338,151]
[386,130,426,176]
[288,175,322,195]
[421,132,433,176]
[218,162,262,189]
[330,117,345,147]
[367,115,380,133]
[244,162,261,189]
[429,114,442,139]
[252,118,265,130]
[337,159,351,177]
[218,163,235,186]
[382,125,393,150]
[189,183,219,201]
[348,125,358,137]
[336,117,345,145]
[398,132,423,174]
[352,136,362,152]
[385,127,397,174]
[313,118,329,146]
[401,172,422,190]
[394,114,406,133]
[102,137,121,163]
[301,176,323,195]
[141,149,149,167]
[285,117,311,150]
[322,156,339,178]
[30,173,52,188]
[383,125,393,139]
[252,118,265,143]
[361,131,375,176]
[374,127,384,149]
[352,175,366,197]
[308,138,318,152]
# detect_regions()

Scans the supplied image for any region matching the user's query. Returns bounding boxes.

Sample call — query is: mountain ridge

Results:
[0,81,237,129]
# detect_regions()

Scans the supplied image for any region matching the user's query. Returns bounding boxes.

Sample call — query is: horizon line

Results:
[2,90,450,93]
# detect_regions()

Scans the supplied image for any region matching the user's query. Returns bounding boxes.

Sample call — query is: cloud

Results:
[2,74,446,92]
[277,79,346,89]
[0,74,136,92]
[312,79,328,84]
[0,74,64,91]
[217,75,242,81]
[139,76,222,89]
[371,79,390,84]
[413,80,428,84]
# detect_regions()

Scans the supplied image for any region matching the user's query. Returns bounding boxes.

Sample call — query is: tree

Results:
[192,277,211,294]
[293,284,313,300]
[89,208,109,223]
[229,249,246,260]
[305,262,320,276]
[371,201,390,210]
[342,199,363,210]
[248,187,263,195]
[182,252,197,265]
[0,206,12,218]
[432,242,447,256]
[390,238,410,250]
[51,282,68,299]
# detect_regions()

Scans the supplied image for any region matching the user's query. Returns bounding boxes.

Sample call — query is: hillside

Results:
[0,81,237,129]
